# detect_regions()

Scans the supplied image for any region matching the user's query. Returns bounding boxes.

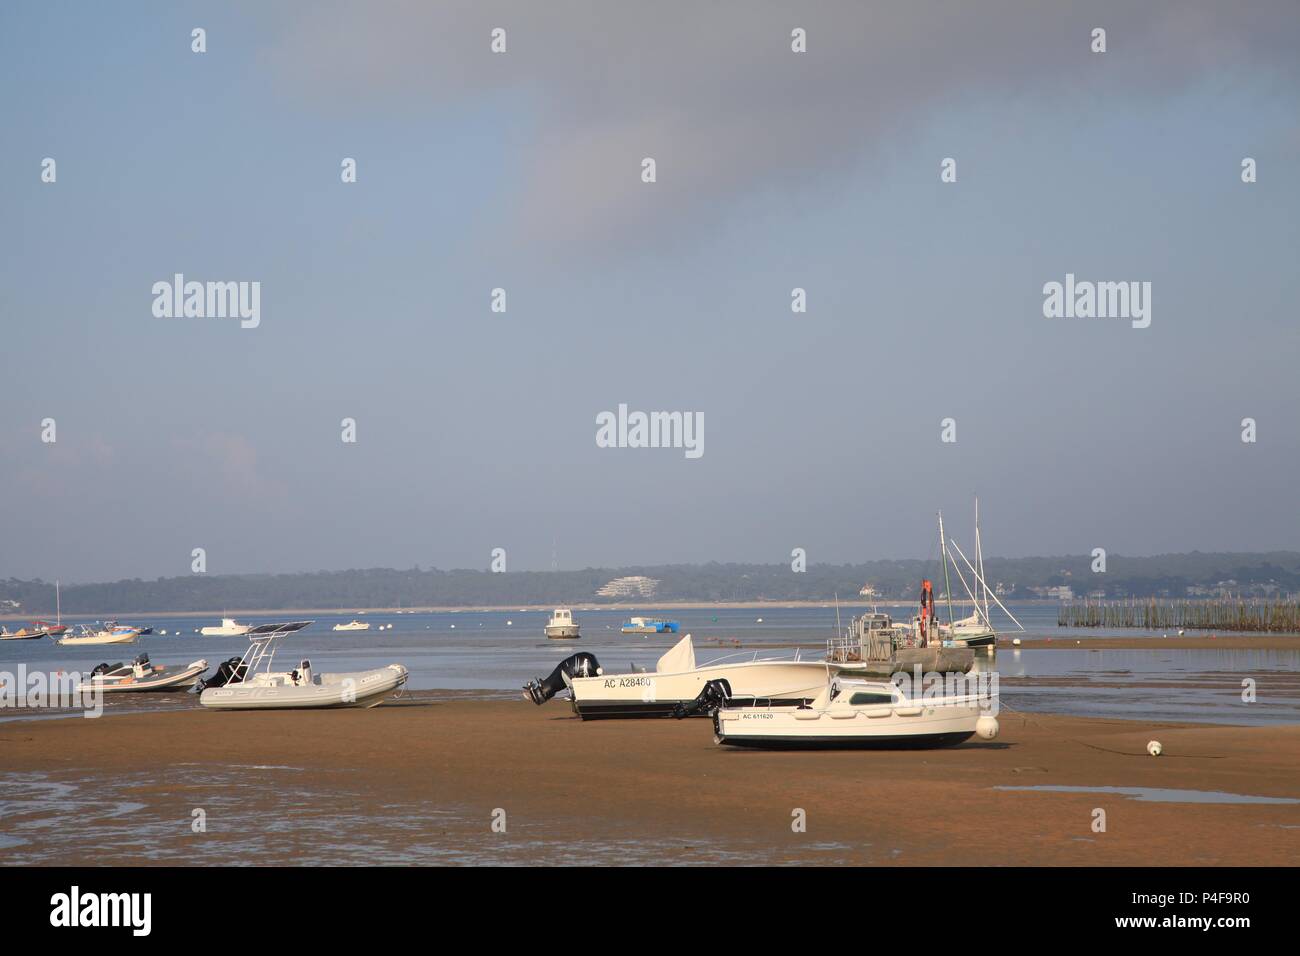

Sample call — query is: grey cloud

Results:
[256,1,1300,246]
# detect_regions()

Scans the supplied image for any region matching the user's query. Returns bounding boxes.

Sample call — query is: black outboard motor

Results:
[672,678,733,719]
[195,656,248,692]
[90,662,119,678]
[134,652,150,666]
[523,652,601,705]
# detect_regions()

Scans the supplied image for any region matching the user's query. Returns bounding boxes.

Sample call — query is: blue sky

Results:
[2,1,1298,581]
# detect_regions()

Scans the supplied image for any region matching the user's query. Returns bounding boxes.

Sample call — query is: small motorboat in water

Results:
[0,625,49,641]
[620,616,679,634]
[58,622,140,646]
[695,674,1000,750]
[544,608,580,639]
[332,620,371,631]
[200,617,253,637]
[78,653,209,693]
[197,621,408,710]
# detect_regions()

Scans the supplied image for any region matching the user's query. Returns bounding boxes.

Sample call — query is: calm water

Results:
[2,604,1298,724]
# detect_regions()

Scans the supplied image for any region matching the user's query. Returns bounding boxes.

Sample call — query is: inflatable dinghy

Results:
[196,621,408,711]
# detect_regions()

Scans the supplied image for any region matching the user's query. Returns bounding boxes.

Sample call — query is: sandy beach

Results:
[3,693,1297,866]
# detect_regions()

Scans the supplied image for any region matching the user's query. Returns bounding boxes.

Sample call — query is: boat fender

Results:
[523,652,601,705]
[672,678,733,719]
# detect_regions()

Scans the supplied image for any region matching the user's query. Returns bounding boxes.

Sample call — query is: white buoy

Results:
[450,624,455,629]
[975,715,1000,740]
[1147,740,1163,757]
[507,620,512,626]
[756,617,763,623]
[1012,637,1022,647]
[1178,629,1185,637]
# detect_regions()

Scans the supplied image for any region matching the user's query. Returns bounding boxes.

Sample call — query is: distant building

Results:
[0,599,19,611]
[596,575,660,599]
[859,584,878,598]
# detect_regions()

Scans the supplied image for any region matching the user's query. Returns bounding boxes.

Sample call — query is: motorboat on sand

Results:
[78,653,209,693]
[687,674,1000,750]
[524,633,841,719]
[197,621,408,710]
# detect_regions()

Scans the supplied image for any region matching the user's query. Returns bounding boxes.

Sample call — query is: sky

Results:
[2,1,1299,582]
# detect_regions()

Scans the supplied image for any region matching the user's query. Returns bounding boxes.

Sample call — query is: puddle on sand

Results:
[995,785,1300,805]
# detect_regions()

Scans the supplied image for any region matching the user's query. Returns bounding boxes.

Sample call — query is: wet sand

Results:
[1009,635,1300,650]
[3,693,1298,865]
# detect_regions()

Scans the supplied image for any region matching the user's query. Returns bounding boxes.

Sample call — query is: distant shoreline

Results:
[0,598,1049,621]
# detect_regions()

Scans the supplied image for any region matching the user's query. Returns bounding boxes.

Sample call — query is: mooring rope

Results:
[998,697,1229,760]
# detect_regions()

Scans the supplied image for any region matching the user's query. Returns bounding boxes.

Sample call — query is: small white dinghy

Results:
[693,674,1000,750]
[78,653,209,693]
[198,621,408,711]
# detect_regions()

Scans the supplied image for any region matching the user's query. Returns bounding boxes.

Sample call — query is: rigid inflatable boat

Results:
[78,653,209,693]
[197,621,408,711]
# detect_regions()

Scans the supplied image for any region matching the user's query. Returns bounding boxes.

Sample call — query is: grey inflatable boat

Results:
[78,654,209,693]
[197,621,409,711]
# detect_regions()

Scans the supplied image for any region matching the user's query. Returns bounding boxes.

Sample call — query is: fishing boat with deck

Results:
[544,608,580,639]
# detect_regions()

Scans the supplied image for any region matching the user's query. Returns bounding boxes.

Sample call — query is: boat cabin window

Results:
[848,691,895,706]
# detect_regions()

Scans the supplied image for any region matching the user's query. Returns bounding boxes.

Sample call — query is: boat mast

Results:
[975,497,989,623]
[56,579,61,625]
[938,511,954,627]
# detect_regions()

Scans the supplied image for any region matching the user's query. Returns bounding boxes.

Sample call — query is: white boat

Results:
[200,617,253,637]
[198,621,408,710]
[77,654,209,693]
[945,499,1025,649]
[332,620,371,632]
[0,625,48,641]
[708,675,1000,750]
[525,633,842,719]
[544,608,580,640]
[58,623,140,646]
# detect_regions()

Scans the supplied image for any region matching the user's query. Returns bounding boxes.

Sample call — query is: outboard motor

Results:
[90,662,116,678]
[672,678,733,719]
[132,652,151,677]
[523,652,601,705]
[196,656,248,692]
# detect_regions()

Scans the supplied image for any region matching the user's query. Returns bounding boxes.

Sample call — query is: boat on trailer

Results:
[700,674,1000,750]
[197,620,408,710]
[78,653,209,693]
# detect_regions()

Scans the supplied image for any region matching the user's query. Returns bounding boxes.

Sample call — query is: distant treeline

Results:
[3,552,1299,615]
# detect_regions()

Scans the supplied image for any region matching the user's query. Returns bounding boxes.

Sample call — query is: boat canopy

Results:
[245,621,314,638]
[656,634,695,673]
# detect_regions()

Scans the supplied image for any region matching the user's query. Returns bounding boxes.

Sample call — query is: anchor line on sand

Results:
[997,698,1229,760]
